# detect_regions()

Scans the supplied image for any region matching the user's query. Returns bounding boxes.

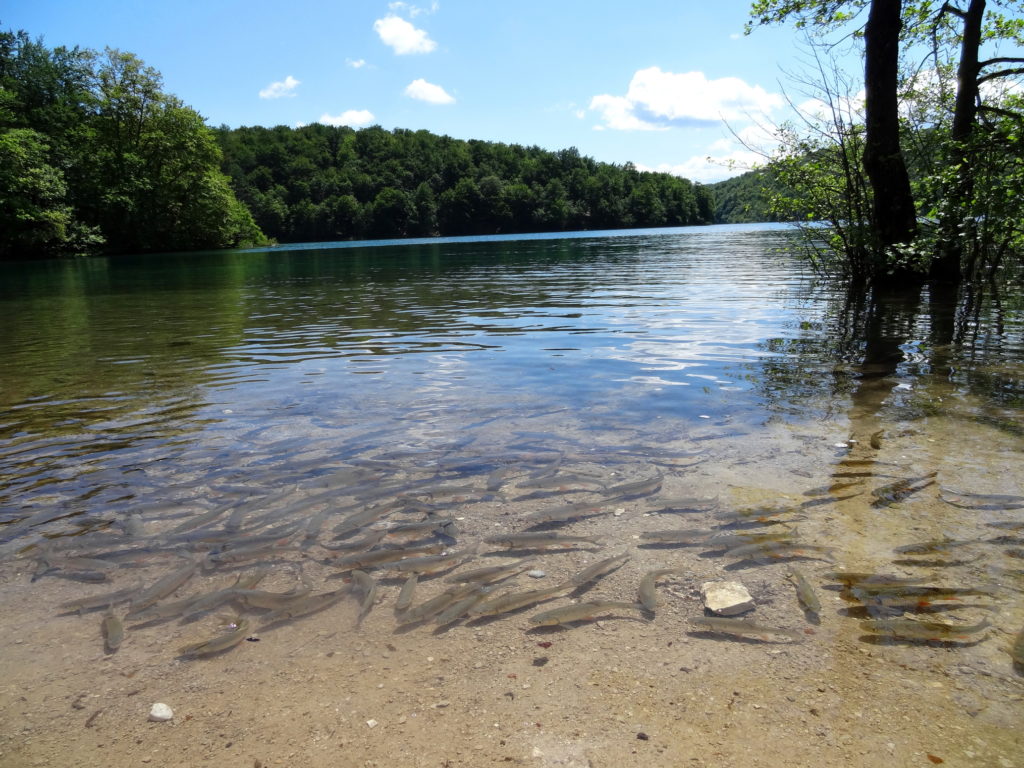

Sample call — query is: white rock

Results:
[366,719,378,728]
[700,581,755,616]
[148,703,173,722]
[526,570,546,579]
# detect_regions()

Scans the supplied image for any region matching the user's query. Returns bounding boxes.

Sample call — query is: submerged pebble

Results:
[148,703,173,722]
[527,570,546,579]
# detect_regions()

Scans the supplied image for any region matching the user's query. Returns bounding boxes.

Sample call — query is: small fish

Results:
[638,568,684,612]
[870,471,938,507]
[524,501,613,526]
[179,619,252,657]
[234,586,314,609]
[568,552,630,587]
[893,537,979,555]
[516,473,605,491]
[445,559,534,584]
[714,506,803,524]
[331,507,390,537]
[723,540,835,563]
[399,583,483,624]
[350,570,377,624]
[786,567,821,616]
[529,600,643,626]
[850,585,998,600]
[484,532,603,550]
[260,589,348,625]
[940,488,1024,511]
[126,560,200,616]
[859,617,991,641]
[869,429,884,450]
[602,474,663,501]
[645,496,719,514]
[434,587,493,626]
[328,542,445,572]
[395,573,418,614]
[821,571,929,587]
[689,616,802,643]
[59,582,143,614]
[383,546,477,575]
[469,583,574,618]
[101,608,124,653]
[639,529,713,545]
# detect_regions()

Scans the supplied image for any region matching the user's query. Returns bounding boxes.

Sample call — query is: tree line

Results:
[0,28,267,259]
[214,123,715,243]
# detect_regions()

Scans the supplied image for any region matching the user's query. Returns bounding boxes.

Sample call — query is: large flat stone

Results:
[700,580,755,616]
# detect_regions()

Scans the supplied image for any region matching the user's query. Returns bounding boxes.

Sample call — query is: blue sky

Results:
[5,1,819,183]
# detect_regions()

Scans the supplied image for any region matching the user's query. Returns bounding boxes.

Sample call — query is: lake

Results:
[0,223,1022,768]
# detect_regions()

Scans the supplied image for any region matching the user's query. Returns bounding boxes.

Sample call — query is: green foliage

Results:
[215,125,714,242]
[0,28,268,259]
[708,168,794,223]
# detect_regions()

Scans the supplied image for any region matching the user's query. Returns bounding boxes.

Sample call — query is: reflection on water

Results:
[0,224,1023,763]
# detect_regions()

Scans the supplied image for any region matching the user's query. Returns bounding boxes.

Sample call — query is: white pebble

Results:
[148,703,173,722]
[366,719,378,728]
[527,570,546,579]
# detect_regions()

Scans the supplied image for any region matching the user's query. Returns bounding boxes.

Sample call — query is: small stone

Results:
[700,581,755,615]
[527,570,546,579]
[366,719,378,728]
[433,701,450,708]
[148,703,173,722]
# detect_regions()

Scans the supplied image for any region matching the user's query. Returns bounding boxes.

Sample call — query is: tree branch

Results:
[939,2,967,20]
[977,67,1024,86]
[978,56,1024,69]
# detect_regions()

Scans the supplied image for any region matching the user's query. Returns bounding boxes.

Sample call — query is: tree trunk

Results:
[931,0,985,283]
[862,0,918,263]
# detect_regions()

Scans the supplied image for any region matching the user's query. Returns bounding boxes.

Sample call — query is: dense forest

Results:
[0,29,266,259]
[708,169,784,224]
[214,124,715,243]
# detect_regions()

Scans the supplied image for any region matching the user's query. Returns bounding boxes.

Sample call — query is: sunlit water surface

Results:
[1,223,1023,765]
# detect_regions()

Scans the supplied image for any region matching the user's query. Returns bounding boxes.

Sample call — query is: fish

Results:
[723,540,836,563]
[892,537,980,555]
[1011,625,1024,669]
[234,586,314,610]
[516,473,605,491]
[870,471,938,507]
[869,429,884,449]
[645,496,719,514]
[398,583,483,624]
[126,560,200,616]
[182,569,268,619]
[434,587,493,626]
[705,530,795,548]
[637,568,684,612]
[529,600,643,626]
[350,570,377,624]
[786,567,821,616]
[602,474,663,501]
[849,585,999,600]
[317,529,388,553]
[638,529,713,545]
[259,589,348,625]
[395,573,418,614]
[179,619,252,657]
[940,487,1024,511]
[568,552,630,587]
[59,582,143,614]
[445,559,534,584]
[689,616,803,643]
[327,542,445,572]
[859,617,992,641]
[101,608,124,653]
[523,501,613,526]
[331,507,390,537]
[821,571,929,587]
[468,583,574,618]
[383,547,477,575]
[484,532,603,550]
[714,506,804,524]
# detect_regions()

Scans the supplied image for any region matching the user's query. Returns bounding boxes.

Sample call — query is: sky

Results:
[4,1,838,183]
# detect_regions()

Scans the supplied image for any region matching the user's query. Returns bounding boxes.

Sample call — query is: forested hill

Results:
[215,124,715,243]
[707,168,790,224]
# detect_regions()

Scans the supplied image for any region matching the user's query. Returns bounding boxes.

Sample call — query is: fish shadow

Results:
[686,630,798,645]
[856,634,990,647]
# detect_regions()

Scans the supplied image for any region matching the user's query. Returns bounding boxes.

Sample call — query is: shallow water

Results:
[1,223,1022,767]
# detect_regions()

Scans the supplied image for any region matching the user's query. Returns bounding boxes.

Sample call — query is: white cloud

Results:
[259,75,300,99]
[347,58,367,69]
[388,1,438,17]
[405,78,455,104]
[374,14,437,55]
[589,94,666,131]
[319,109,375,127]
[590,67,783,130]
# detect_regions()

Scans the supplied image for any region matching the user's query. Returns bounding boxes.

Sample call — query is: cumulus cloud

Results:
[347,58,367,69]
[259,75,300,99]
[590,67,783,130]
[319,109,375,127]
[405,78,455,104]
[374,14,437,54]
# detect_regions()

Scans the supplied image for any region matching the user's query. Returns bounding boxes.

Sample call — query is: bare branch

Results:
[977,67,1024,86]
[978,57,1024,69]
